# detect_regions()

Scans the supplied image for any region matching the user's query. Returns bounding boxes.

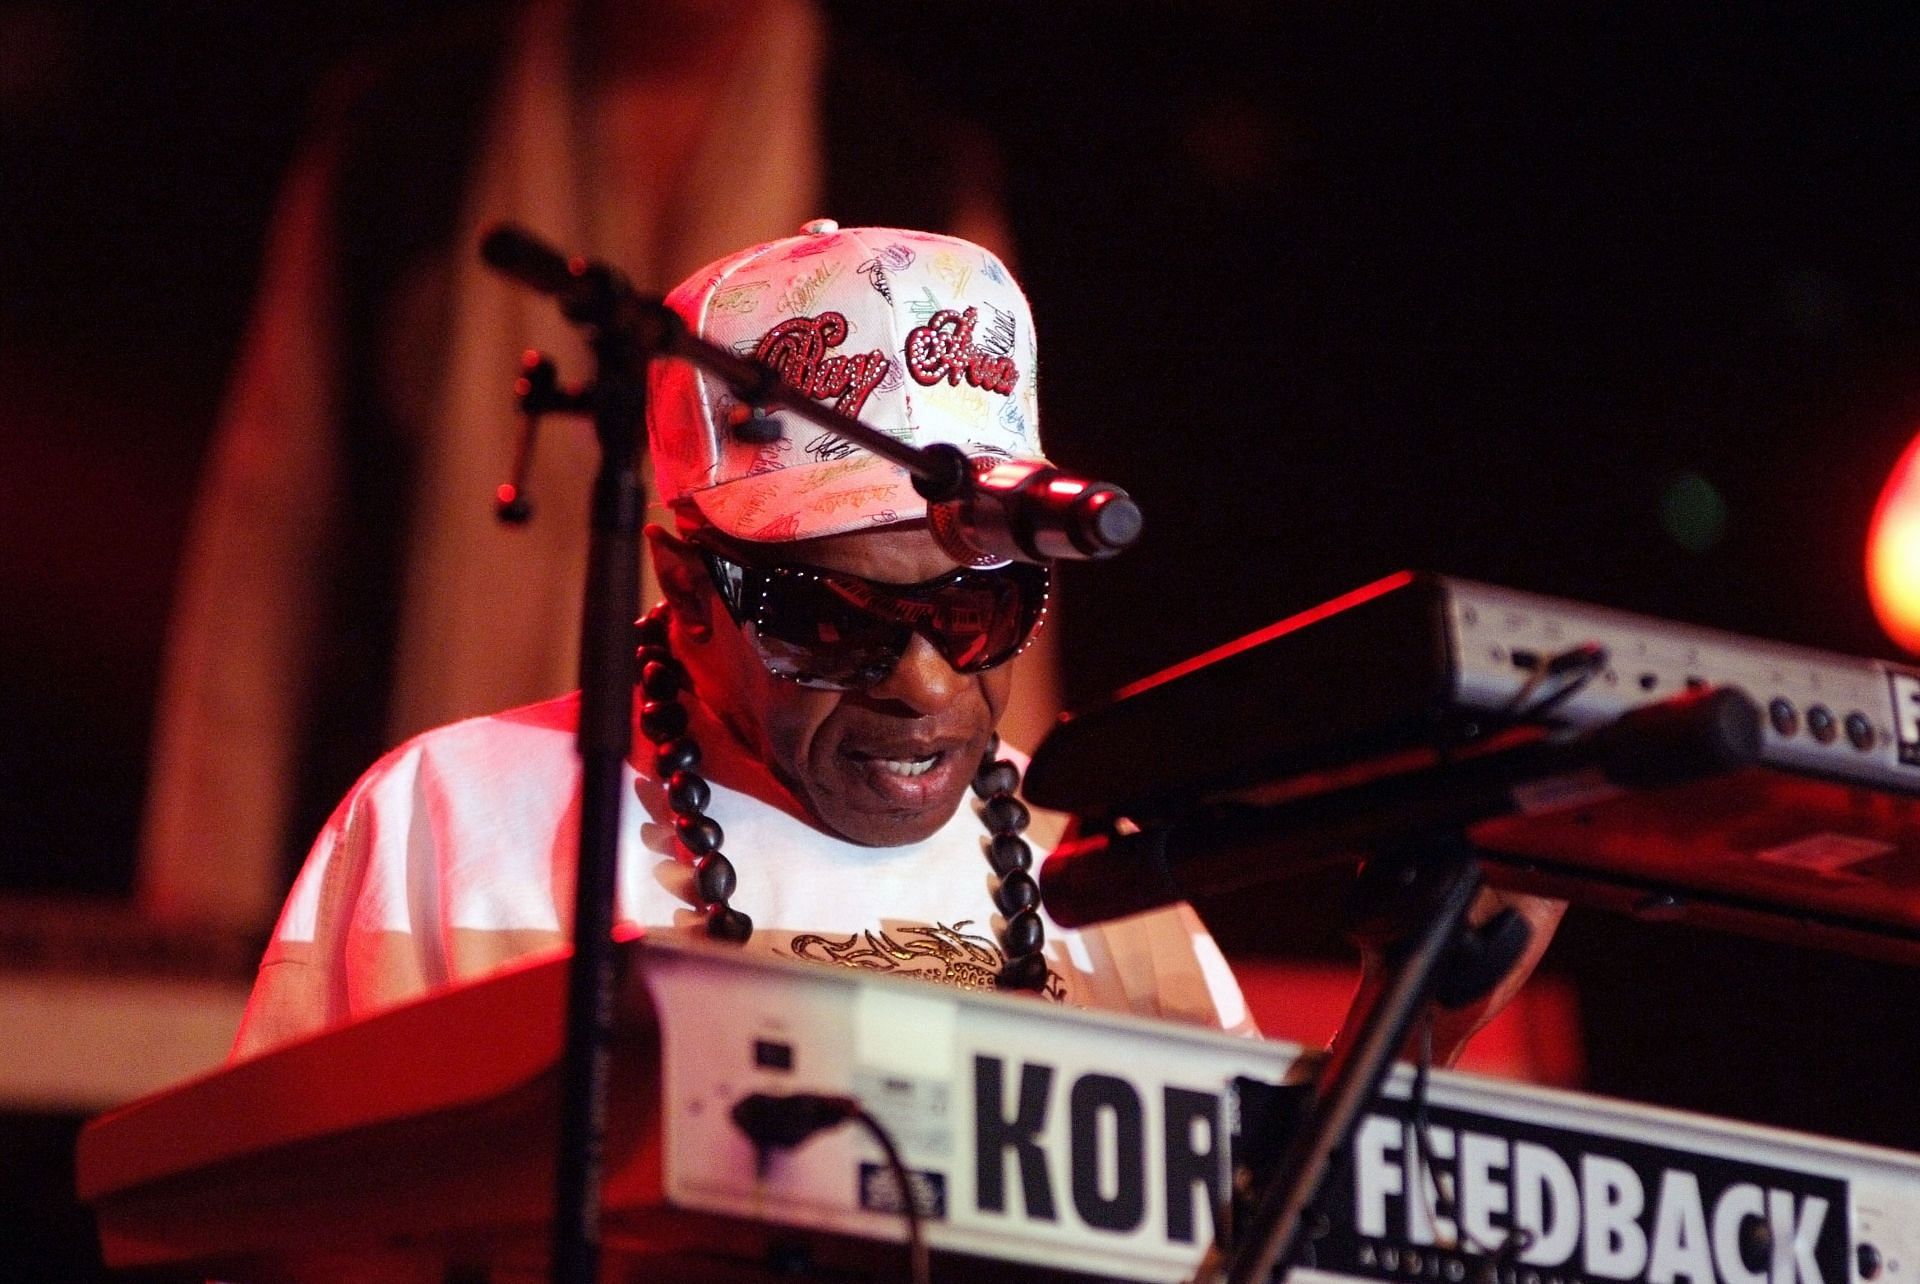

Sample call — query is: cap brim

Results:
[689,454,924,542]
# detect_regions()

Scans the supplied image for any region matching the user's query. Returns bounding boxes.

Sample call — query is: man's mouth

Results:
[841,744,967,804]
[871,752,942,778]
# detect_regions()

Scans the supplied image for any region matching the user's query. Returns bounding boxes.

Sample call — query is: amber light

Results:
[1867,432,1920,653]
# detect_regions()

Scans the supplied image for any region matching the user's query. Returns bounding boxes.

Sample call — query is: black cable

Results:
[850,1104,930,1284]
[1427,641,1607,767]
[1498,642,1608,723]
[1520,657,1605,722]
[730,1091,930,1284]
[1405,1015,1535,1270]
[1407,1015,1443,1242]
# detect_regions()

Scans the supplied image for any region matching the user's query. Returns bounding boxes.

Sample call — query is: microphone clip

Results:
[495,349,592,526]
[915,442,1144,565]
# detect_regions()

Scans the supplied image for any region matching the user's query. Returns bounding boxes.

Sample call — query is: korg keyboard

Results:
[78,937,1920,1284]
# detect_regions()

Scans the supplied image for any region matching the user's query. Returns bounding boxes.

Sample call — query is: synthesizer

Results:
[1026,573,1920,962]
[1025,571,1920,814]
[80,936,1920,1284]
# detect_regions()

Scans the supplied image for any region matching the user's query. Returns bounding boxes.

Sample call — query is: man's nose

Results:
[869,632,967,714]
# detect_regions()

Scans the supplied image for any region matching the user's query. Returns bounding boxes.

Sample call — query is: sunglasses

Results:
[699,547,1050,691]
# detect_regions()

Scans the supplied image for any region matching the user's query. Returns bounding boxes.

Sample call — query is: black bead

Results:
[982,794,1030,835]
[708,904,753,942]
[655,736,702,776]
[1001,908,1044,957]
[997,951,1050,992]
[995,869,1040,916]
[635,609,669,649]
[972,758,1020,800]
[640,658,683,699]
[987,834,1031,876]
[676,813,723,856]
[640,698,688,742]
[695,853,737,903]
[667,769,710,815]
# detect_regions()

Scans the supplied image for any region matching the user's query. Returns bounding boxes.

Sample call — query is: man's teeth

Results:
[876,754,941,777]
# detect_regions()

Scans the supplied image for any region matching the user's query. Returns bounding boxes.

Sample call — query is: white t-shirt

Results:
[233,692,1253,1056]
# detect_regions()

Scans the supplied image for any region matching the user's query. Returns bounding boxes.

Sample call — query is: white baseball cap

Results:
[649,220,1047,542]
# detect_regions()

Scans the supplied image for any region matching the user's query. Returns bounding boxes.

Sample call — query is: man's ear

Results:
[644,524,713,641]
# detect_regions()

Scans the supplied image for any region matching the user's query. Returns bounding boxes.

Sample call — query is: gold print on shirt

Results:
[785,920,1066,1001]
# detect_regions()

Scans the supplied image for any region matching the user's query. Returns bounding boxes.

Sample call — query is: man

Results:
[232,222,1254,1057]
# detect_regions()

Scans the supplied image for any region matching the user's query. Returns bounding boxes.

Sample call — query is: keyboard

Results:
[79,936,1920,1283]
[1027,573,1920,964]
[1026,571,1920,813]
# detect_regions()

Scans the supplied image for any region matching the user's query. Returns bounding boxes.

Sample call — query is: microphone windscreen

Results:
[479,224,576,295]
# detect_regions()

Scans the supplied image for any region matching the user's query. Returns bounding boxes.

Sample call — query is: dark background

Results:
[5,3,1919,1276]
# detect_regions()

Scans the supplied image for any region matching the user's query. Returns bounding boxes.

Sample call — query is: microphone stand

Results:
[1201,837,1493,1284]
[475,224,1134,1284]
[488,235,655,1284]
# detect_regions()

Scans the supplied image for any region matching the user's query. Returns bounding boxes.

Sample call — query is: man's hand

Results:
[1337,888,1567,1068]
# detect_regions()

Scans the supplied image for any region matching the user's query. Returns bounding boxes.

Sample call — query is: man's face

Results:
[668,523,1016,847]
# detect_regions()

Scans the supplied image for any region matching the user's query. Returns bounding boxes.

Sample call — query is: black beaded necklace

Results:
[633,604,1051,991]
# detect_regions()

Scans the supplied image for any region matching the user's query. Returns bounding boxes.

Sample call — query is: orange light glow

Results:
[1868,433,1920,654]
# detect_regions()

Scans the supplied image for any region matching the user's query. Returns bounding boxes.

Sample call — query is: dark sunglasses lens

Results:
[723,556,1049,689]
[816,563,1048,674]
[751,575,913,689]
[928,569,1044,670]
[748,630,904,689]
[994,566,1050,665]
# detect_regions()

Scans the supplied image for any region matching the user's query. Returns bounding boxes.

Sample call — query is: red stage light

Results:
[1867,432,1920,654]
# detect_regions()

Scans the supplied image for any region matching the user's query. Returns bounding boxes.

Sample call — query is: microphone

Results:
[479,222,672,337]
[479,223,578,295]
[923,453,1144,565]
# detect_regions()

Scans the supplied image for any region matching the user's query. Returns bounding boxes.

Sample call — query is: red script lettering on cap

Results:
[905,307,1019,396]
[753,313,890,417]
